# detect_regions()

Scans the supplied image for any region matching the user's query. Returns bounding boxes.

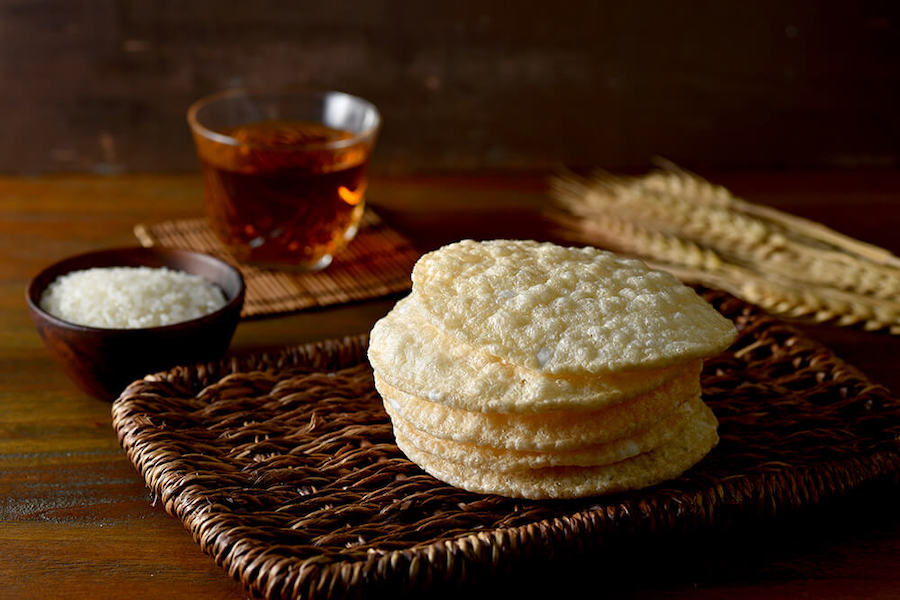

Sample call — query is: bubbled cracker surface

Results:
[394,400,720,500]
[368,296,686,413]
[374,363,699,451]
[385,393,699,471]
[412,240,737,374]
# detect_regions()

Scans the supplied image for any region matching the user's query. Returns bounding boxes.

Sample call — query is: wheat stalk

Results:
[651,159,900,268]
[552,172,900,300]
[550,168,900,334]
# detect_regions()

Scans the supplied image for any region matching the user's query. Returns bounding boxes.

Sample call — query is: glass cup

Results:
[187,89,381,270]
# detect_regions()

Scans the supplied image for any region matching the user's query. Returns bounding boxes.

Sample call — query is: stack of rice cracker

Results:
[368,239,737,499]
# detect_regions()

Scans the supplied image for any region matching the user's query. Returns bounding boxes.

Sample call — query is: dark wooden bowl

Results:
[26,247,245,401]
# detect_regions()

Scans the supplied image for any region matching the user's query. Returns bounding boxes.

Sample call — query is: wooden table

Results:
[2,173,899,598]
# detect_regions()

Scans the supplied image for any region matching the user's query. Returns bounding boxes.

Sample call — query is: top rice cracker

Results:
[412,240,737,375]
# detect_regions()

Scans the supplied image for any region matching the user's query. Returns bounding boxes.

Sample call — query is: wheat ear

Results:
[550,169,900,334]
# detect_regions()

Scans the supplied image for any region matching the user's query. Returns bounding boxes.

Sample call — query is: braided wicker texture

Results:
[112,291,900,600]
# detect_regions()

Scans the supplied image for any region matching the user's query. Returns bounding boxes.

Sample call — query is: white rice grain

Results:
[39,266,226,329]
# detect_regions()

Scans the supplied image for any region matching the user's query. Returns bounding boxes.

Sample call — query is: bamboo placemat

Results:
[134,211,420,318]
[112,290,900,599]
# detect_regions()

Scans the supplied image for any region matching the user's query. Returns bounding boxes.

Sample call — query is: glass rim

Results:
[186,88,381,151]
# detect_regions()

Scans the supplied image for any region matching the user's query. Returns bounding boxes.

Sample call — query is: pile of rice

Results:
[39,266,227,329]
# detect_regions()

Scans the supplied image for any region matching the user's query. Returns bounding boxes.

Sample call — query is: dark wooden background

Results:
[3,3,900,596]
[1,0,898,175]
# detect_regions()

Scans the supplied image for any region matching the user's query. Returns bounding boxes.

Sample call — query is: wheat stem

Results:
[550,169,900,335]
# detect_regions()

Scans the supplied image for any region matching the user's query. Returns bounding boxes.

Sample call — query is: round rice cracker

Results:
[368,296,688,413]
[394,401,720,500]
[384,392,702,471]
[373,360,701,452]
[411,239,737,376]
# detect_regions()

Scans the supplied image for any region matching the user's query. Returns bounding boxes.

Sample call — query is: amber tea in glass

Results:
[188,90,380,270]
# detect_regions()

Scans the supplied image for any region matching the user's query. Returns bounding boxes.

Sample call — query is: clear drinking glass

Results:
[188,89,381,270]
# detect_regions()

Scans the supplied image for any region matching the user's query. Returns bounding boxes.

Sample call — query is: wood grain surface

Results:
[0,1,898,175]
[1,173,899,598]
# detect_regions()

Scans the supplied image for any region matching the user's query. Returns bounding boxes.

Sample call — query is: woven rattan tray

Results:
[112,291,900,599]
